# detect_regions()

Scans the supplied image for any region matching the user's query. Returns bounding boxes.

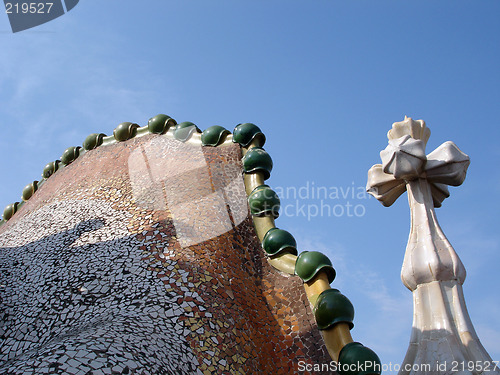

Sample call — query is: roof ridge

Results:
[0,113,381,371]
[237,122,381,368]
[0,114,235,225]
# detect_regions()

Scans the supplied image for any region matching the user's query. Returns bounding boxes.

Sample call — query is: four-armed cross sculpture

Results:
[367,117,499,374]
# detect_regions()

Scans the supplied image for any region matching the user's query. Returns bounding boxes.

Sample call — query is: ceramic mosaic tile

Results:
[0,134,331,374]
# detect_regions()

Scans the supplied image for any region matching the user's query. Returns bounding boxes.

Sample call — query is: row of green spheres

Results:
[1,115,235,221]
[234,122,381,375]
[293,244,381,374]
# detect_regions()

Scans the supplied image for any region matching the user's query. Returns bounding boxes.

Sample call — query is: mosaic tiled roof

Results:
[0,114,380,374]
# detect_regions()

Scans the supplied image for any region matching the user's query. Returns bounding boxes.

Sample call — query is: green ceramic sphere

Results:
[148,114,175,134]
[42,160,60,179]
[295,251,336,283]
[114,122,139,142]
[201,125,230,146]
[3,202,19,221]
[22,181,38,202]
[248,185,280,218]
[262,228,297,256]
[61,146,81,165]
[242,147,273,180]
[338,342,381,375]
[314,288,354,330]
[232,123,266,147]
[83,133,106,151]
[174,122,202,142]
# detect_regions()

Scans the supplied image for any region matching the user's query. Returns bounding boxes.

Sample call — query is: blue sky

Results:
[1,1,499,371]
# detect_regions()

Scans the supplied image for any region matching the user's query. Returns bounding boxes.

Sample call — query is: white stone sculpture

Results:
[367,117,499,375]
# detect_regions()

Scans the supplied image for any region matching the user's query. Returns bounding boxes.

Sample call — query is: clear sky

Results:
[1,1,499,371]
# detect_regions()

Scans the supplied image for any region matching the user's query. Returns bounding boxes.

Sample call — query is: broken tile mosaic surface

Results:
[0,134,330,374]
